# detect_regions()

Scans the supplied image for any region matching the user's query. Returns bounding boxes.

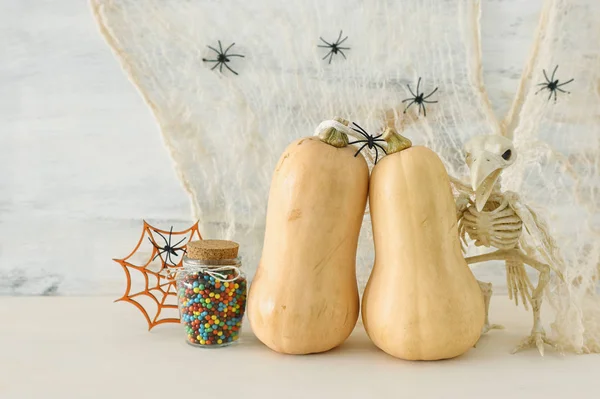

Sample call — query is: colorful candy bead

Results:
[177,270,247,347]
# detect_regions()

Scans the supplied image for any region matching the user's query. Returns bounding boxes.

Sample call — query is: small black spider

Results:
[402,77,438,117]
[318,30,350,64]
[349,122,387,164]
[148,226,187,266]
[535,65,573,103]
[202,41,245,75]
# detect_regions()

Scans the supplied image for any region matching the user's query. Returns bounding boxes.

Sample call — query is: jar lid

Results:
[186,239,239,260]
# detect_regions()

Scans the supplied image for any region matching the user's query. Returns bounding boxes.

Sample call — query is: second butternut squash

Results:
[361,128,485,361]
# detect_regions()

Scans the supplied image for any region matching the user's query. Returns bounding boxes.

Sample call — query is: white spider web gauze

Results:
[502,0,600,353]
[90,0,497,292]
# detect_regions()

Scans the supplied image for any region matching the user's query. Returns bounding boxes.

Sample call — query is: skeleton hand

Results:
[456,192,471,215]
[506,259,533,310]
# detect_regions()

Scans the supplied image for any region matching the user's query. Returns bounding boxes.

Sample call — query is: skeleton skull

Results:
[464,135,516,211]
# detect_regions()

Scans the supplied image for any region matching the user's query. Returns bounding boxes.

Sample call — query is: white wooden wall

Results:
[0,0,543,295]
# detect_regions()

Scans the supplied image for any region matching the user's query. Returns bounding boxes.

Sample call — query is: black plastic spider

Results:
[535,65,573,103]
[349,122,387,164]
[402,77,438,117]
[202,41,245,75]
[148,226,187,266]
[318,30,350,64]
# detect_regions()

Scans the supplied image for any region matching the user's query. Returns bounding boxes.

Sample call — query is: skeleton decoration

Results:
[453,135,565,355]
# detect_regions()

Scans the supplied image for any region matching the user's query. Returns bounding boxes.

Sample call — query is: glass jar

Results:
[175,239,247,348]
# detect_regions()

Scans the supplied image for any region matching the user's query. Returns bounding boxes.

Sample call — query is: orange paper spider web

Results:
[113,220,202,330]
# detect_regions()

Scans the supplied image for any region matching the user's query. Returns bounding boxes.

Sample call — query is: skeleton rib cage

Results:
[459,195,523,250]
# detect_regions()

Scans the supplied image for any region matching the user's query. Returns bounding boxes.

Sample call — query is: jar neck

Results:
[182,256,241,268]
[180,256,243,282]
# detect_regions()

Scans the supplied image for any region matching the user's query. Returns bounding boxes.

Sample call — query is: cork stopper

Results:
[186,239,239,261]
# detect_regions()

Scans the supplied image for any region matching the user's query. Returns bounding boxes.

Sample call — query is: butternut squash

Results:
[361,128,485,361]
[248,119,369,355]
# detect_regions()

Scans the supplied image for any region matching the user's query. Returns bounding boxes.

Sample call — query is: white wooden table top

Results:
[1,296,599,399]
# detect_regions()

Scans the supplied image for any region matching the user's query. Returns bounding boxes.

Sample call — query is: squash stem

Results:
[382,128,412,154]
[318,117,350,148]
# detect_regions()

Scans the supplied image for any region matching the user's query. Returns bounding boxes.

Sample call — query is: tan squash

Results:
[361,128,485,361]
[247,119,369,355]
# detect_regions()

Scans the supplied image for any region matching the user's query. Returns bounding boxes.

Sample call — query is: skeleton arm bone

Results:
[448,175,473,253]
[448,175,473,251]
[449,175,472,218]
[449,175,474,195]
